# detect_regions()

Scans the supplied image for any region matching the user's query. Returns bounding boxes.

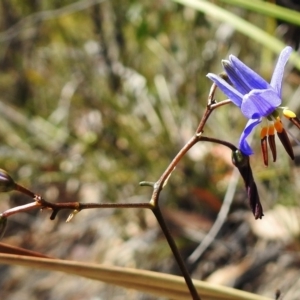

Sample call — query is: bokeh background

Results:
[0,0,300,299]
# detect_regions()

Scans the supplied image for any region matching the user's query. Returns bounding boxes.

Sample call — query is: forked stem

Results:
[0,82,233,300]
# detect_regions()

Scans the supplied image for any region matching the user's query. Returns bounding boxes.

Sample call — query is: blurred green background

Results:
[1,0,300,299]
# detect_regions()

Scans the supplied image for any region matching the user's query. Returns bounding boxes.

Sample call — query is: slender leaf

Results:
[219,0,300,26]
[0,253,273,300]
[172,0,300,71]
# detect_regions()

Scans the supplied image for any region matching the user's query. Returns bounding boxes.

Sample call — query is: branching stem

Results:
[0,83,235,300]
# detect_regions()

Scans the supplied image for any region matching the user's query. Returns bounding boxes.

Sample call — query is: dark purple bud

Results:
[232,150,264,219]
[0,169,16,193]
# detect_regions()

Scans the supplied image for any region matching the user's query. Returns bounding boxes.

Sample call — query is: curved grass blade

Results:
[0,253,272,300]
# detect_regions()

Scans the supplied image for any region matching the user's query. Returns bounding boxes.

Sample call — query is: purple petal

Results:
[270,46,292,96]
[241,89,281,119]
[230,56,270,90]
[206,73,243,107]
[222,60,251,95]
[239,118,262,155]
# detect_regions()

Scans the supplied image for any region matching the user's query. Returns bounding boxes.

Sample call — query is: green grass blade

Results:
[219,0,300,26]
[171,0,300,71]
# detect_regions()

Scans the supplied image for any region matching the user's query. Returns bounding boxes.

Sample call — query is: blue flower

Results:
[207,46,298,164]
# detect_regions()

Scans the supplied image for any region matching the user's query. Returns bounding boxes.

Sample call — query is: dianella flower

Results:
[207,46,300,166]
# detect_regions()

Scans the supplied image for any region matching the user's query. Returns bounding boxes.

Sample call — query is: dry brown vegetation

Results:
[0,1,300,299]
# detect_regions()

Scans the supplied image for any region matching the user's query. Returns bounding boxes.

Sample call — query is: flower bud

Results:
[232,150,264,219]
[0,169,16,192]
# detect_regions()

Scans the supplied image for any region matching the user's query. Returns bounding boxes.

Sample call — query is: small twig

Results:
[1,202,42,218]
[195,81,231,134]
[2,198,153,219]
[2,186,153,220]
[15,183,36,198]
[139,181,156,187]
[199,136,238,151]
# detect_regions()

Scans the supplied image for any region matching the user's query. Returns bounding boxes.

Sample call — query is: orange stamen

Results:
[274,119,283,133]
[268,124,275,136]
[260,127,269,166]
[260,126,268,139]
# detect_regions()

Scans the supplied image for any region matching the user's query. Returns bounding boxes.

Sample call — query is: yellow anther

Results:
[260,127,268,139]
[283,109,296,119]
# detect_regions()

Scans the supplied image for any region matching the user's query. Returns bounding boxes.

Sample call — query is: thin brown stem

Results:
[146,87,232,299]
[195,83,217,134]
[151,134,199,207]
[15,183,36,198]
[152,205,200,300]
[200,136,238,152]
[195,98,231,134]
[151,99,232,207]
[2,202,41,218]
[1,191,153,219]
